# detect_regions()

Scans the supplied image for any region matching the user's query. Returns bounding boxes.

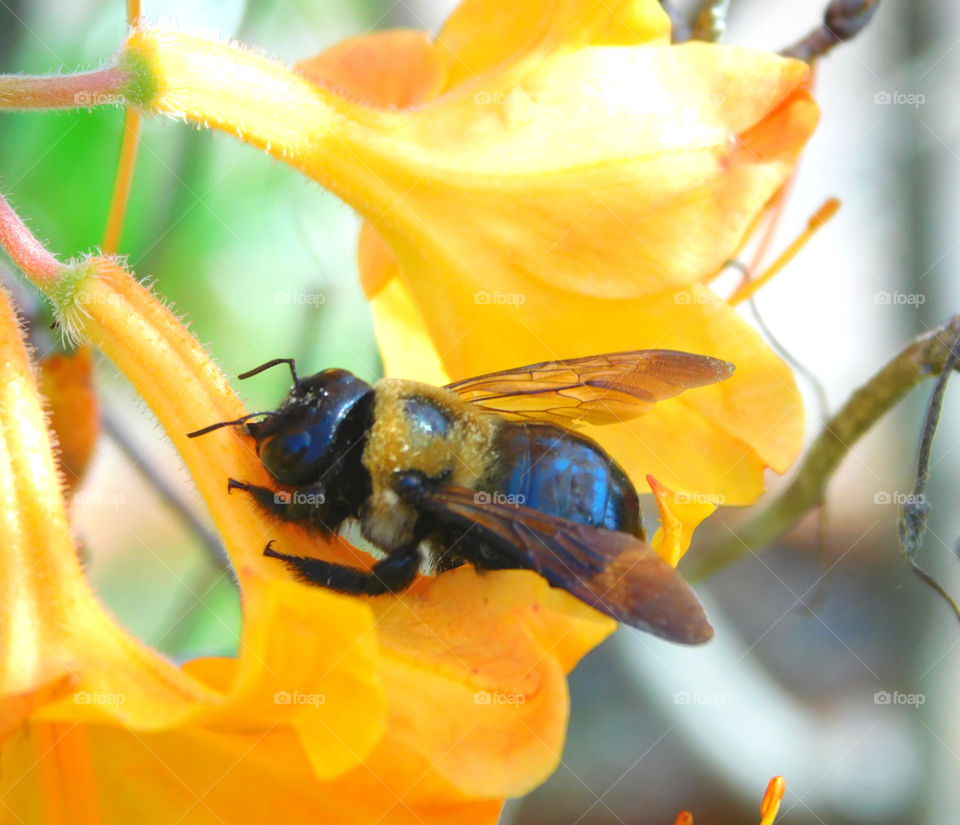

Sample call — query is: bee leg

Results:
[228,478,329,526]
[263,541,420,596]
[228,478,285,512]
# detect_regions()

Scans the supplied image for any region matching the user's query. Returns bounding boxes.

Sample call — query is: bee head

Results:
[247,367,374,486]
[187,360,374,491]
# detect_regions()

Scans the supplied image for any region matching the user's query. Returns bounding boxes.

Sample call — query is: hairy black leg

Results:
[228,478,330,528]
[264,541,420,596]
[228,478,288,514]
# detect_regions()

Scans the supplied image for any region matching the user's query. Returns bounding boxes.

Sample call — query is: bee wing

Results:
[444,350,734,427]
[407,484,713,644]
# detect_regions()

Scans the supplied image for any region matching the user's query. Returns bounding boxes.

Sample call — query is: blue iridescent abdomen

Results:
[488,422,642,537]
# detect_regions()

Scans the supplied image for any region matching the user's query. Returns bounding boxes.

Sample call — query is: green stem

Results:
[690,314,960,579]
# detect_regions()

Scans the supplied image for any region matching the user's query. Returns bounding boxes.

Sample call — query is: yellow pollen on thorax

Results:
[362,378,500,493]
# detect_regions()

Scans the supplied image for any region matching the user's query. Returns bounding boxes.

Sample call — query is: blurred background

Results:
[1,0,958,822]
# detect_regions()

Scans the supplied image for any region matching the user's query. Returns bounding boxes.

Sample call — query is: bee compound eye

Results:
[262,431,311,469]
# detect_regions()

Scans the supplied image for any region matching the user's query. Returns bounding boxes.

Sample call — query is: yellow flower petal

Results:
[0,287,218,732]
[186,569,386,780]
[359,224,449,384]
[296,29,445,108]
[646,475,717,567]
[128,28,817,300]
[355,45,815,300]
[373,566,613,797]
[435,0,670,87]
[0,676,74,743]
[1,722,504,825]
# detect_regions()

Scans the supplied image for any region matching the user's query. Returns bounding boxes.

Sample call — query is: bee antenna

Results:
[186,412,274,438]
[237,358,302,393]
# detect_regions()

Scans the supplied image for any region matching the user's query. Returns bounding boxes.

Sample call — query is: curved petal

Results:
[0,288,219,731]
[355,46,816,301]
[0,722,503,825]
[130,32,817,302]
[295,29,445,109]
[358,223,449,384]
[0,676,74,743]
[647,475,717,567]
[435,0,671,87]
[185,569,386,780]
[371,566,614,797]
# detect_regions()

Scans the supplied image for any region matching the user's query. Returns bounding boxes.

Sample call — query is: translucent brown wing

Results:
[403,483,713,644]
[445,350,734,427]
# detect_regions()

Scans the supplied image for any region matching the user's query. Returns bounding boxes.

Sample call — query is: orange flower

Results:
[119,0,816,552]
[0,234,609,821]
[38,346,99,494]
[0,0,818,816]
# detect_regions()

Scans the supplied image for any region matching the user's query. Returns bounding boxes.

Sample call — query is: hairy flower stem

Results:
[0,66,128,110]
[691,314,960,579]
[0,192,61,286]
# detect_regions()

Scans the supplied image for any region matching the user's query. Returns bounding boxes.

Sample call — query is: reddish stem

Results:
[0,192,61,286]
[0,66,128,110]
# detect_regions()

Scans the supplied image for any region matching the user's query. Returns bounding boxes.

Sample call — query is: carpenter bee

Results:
[188,350,734,644]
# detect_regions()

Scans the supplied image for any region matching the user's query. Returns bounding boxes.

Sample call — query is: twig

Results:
[691,0,732,42]
[782,0,881,61]
[690,314,960,580]
[896,333,960,623]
